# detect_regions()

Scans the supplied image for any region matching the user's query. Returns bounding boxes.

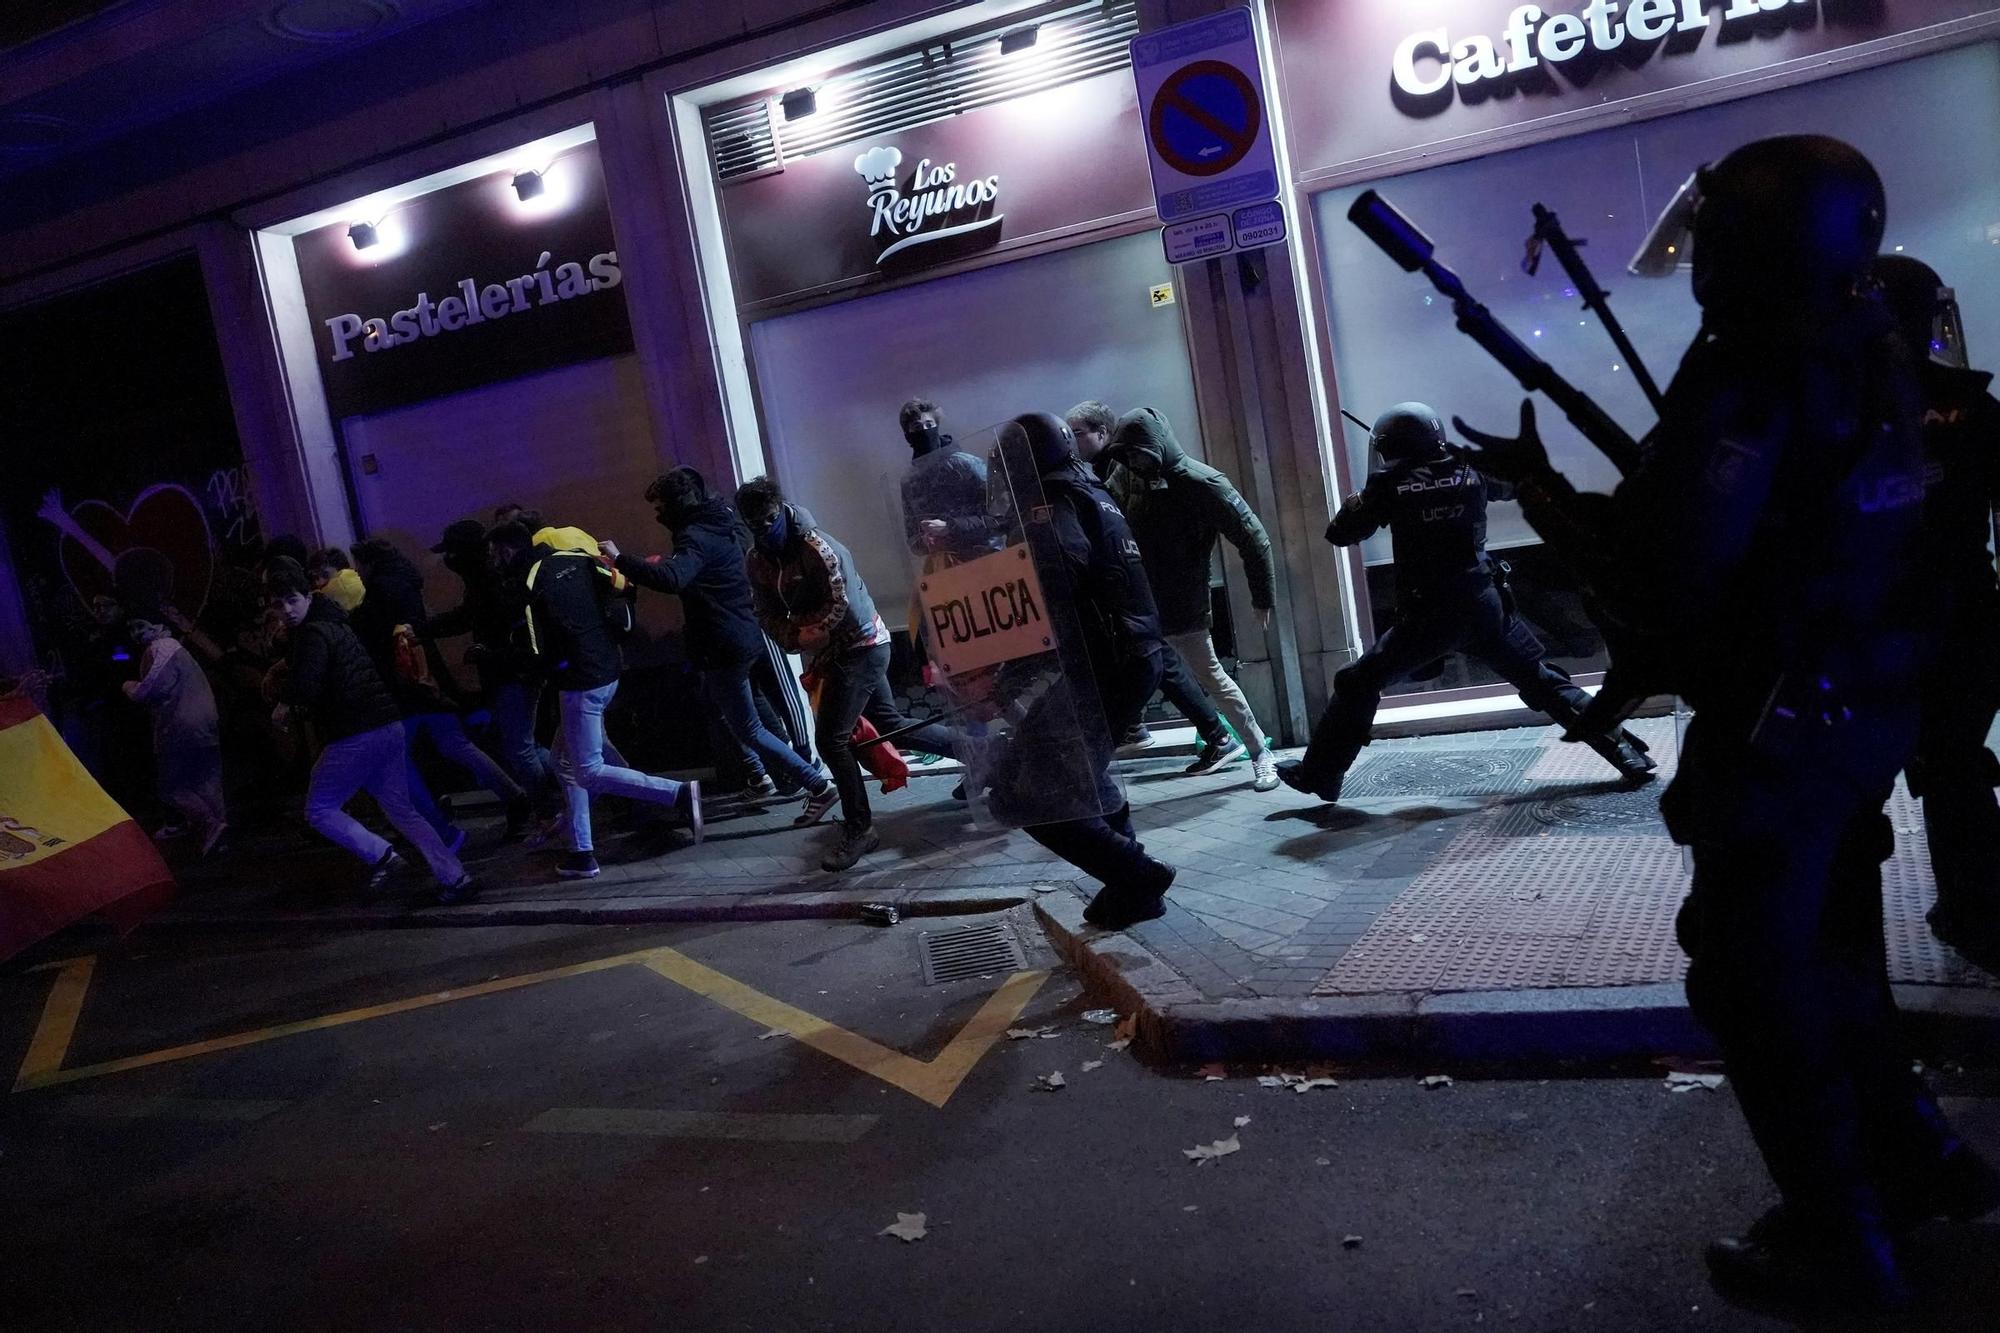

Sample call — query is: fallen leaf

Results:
[1080,1060,1104,1073]
[1420,1074,1454,1089]
[1107,1038,1132,1053]
[1665,1072,1725,1092]
[1036,1071,1066,1091]
[880,1213,928,1243]
[1183,1133,1242,1165]
[1233,1115,1251,1127]
[1341,1235,1363,1249]
[1082,1009,1118,1025]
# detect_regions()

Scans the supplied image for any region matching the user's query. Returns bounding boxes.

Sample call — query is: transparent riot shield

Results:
[888,424,1123,829]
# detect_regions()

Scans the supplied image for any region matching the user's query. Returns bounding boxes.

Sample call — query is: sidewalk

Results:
[161,715,2000,1065]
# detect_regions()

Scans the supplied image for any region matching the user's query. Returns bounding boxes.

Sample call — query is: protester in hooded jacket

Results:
[898,397,999,558]
[426,520,560,824]
[525,524,703,882]
[264,559,474,903]
[1099,407,1282,790]
[737,476,961,873]
[350,538,529,844]
[602,467,833,807]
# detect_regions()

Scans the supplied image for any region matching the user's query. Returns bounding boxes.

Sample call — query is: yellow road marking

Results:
[11,944,1048,1108]
[644,951,1047,1108]
[14,955,95,1091]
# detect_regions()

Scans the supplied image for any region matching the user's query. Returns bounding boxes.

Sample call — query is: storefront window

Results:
[1315,40,2000,696]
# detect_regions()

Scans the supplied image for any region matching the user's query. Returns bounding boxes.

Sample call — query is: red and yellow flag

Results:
[0,693,175,960]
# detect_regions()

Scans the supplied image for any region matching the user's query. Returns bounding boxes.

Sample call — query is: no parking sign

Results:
[1131,7,1280,227]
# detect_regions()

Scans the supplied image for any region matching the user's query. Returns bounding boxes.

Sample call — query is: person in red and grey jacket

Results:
[735,476,960,872]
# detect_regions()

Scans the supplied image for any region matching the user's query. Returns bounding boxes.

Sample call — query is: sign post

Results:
[1131,7,1286,265]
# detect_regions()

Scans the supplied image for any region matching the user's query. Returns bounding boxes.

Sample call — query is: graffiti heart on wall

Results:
[35,483,216,618]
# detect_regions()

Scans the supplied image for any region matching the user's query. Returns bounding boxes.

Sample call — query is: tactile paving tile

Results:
[1341,747,1541,798]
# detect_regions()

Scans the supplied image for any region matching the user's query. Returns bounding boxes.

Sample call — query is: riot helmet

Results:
[1370,402,1448,464]
[1007,411,1078,473]
[1873,254,1970,370]
[1630,135,1885,322]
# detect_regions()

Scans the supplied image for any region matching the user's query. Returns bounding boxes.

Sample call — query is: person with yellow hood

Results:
[526,524,703,880]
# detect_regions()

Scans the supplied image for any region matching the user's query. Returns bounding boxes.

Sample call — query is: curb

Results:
[1035,896,2000,1069]
[146,886,1030,933]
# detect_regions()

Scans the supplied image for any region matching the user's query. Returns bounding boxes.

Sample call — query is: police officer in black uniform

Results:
[1274,402,1654,803]
[984,411,1177,930]
[1459,135,1997,1312]
[1876,255,2000,976]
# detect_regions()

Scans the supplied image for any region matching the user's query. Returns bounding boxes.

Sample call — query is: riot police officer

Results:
[1461,135,1996,1312]
[985,411,1177,929]
[1274,402,1654,803]
[1876,255,2000,976]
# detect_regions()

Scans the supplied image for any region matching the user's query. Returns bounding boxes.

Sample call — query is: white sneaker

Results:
[1251,751,1280,793]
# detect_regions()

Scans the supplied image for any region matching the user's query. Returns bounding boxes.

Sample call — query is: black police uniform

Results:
[1287,403,1647,798]
[1876,257,2000,970]
[986,412,1175,928]
[1496,137,1992,1308]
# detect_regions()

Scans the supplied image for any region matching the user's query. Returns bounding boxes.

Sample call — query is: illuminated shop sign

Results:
[324,250,622,361]
[853,145,1003,265]
[1391,0,1814,98]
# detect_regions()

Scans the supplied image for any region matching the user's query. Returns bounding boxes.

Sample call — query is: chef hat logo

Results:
[853,145,902,188]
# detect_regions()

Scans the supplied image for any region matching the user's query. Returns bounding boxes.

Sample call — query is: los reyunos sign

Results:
[917,544,1052,676]
[853,144,1003,266]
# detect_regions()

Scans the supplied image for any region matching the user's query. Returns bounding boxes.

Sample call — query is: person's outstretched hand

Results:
[1453,399,1550,484]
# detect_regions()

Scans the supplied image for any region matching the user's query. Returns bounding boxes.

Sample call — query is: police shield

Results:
[891,424,1122,829]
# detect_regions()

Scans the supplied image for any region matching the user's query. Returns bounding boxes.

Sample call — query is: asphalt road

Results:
[2,914,1996,1333]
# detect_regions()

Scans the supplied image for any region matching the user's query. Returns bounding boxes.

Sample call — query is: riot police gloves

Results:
[1454,399,1552,486]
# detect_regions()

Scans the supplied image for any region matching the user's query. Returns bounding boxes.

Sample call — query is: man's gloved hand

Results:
[1453,399,1551,484]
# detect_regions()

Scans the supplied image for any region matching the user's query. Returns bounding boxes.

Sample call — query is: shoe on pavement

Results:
[366,849,408,895]
[821,827,881,873]
[1704,1213,1910,1314]
[1084,860,1175,930]
[1184,736,1245,776]
[796,781,839,826]
[436,875,482,906]
[557,852,601,880]
[1114,725,1158,757]
[1250,751,1280,792]
[744,774,779,799]
[677,780,704,845]
[1276,759,1344,804]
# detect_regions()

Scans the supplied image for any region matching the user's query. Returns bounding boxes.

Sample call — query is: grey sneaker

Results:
[1184,736,1245,776]
[1250,751,1280,792]
[821,827,881,873]
[795,780,839,826]
[365,849,408,895]
[744,774,779,799]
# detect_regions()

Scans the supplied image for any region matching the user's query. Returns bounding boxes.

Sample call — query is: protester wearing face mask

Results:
[601,467,834,808]
[897,396,998,559]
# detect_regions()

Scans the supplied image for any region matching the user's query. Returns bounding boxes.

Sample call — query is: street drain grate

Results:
[1524,784,1666,834]
[1341,747,1540,798]
[918,921,1026,985]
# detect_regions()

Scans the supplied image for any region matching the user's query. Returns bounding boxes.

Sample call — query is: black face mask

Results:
[905,423,943,457]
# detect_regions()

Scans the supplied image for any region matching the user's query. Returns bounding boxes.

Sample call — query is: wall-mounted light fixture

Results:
[780,87,817,121]
[1000,24,1039,56]
[347,222,379,250]
[512,170,545,201]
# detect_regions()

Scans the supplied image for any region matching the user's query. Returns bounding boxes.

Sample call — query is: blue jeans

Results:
[305,722,465,885]
[491,679,561,805]
[554,680,686,853]
[704,666,822,793]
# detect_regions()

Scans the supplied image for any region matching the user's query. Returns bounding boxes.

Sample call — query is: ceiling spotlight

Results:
[512,170,545,202]
[348,222,378,250]
[1000,24,1039,56]
[780,87,817,121]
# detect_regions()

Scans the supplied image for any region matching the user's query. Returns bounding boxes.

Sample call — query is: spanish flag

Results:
[1,693,175,961]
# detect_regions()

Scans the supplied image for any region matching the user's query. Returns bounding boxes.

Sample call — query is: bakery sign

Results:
[853,144,1004,265]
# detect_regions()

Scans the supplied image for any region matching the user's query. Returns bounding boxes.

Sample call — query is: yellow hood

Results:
[319,567,367,613]
[529,525,628,592]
